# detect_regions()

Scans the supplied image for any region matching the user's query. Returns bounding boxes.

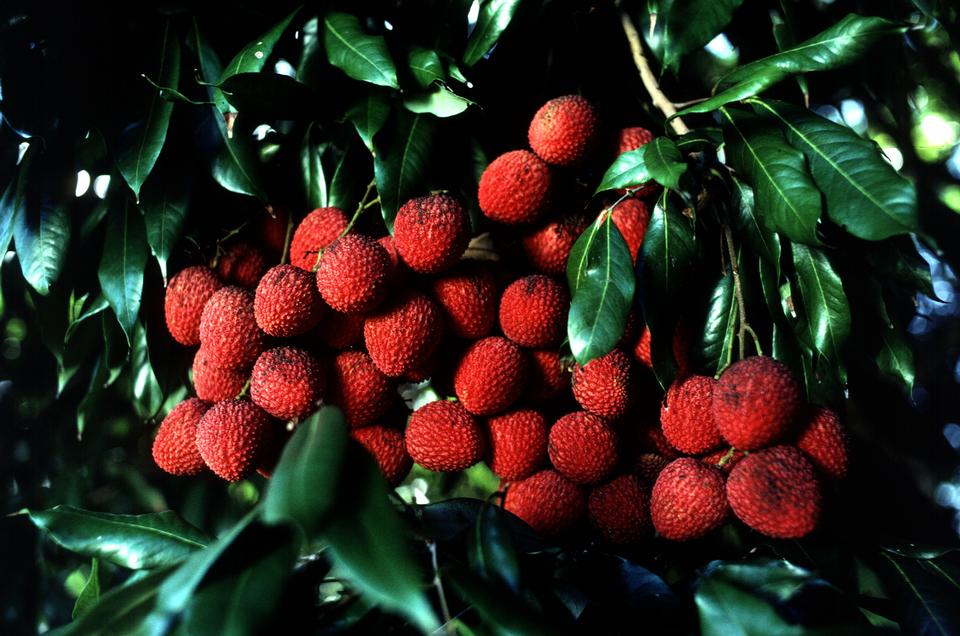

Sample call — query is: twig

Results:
[280,208,295,265]
[722,224,749,360]
[619,11,690,136]
[428,541,454,634]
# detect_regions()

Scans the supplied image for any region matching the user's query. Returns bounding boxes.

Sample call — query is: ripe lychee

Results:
[478,150,552,225]
[571,349,635,420]
[192,347,248,402]
[634,453,670,486]
[548,411,618,485]
[405,400,484,472]
[250,347,324,420]
[152,398,210,476]
[198,286,264,368]
[196,399,273,482]
[650,458,728,540]
[700,447,745,474]
[609,198,650,265]
[499,275,568,348]
[316,234,391,314]
[165,266,223,346]
[327,351,393,428]
[521,213,590,275]
[638,425,681,460]
[364,292,444,377]
[216,242,269,288]
[430,261,498,339]
[617,126,654,154]
[795,406,849,480]
[713,356,802,450]
[351,425,412,486]
[525,349,570,402]
[254,265,324,337]
[588,474,650,544]
[394,194,471,274]
[660,375,723,455]
[486,409,548,481]
[453,337,527,415]
[504,469,585,536]
[315,309,365,350]
[726,445,822,538]
[289,207,349,271]
[528,95,600,166]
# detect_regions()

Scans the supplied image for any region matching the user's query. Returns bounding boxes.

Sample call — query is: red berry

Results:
[525,349,570,402]
[192,347,248,402]
[504,469,585,536]
[364,292,444,377]
[478,150,552,225]
[795,406,849,480]
[314,309,365,350]
[486,409,548,480]
[351,425,412,486]
[289,207,349,271]
[521,213,590,275]
[316,234,391,314]
[216,242,269,288]
[250,347,324,420]
[713,356,802,450]
[152,398,211,476]
[617,126,654,154]
[633,325,689,374]
[609,198,650,265]
[196,400,273,482]
[660,375,723,455]
[634,452,670,486]
[588,474,650,544]
[405,400,484,472]
[454,337,528,415]
[528,95,601,166]
[254,265,324,337]
[199,286,264,368]
[571,349,635,420]
[430,261,498,339]
[327,351,393,428]
[650,458,728,540]
[394,194,471,274]
[548,411,618,485]
[165,266,223,346]
[700,448,745,474]
[499,275,568,348]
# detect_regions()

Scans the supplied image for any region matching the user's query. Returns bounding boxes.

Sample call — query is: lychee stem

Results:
[717,446,738,468]
[338,178,379,241]
[280,209,295,265]
[722,224,763,360]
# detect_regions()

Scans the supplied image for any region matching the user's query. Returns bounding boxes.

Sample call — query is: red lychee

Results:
[289,207,349,271]
[528,95,601,166]
[216,242,269,288]
[250,347,324,420]
[588,474,650,544]
[327,350,393,428]
[650,458,728,540]
[430,261,498,339]
[499,275,569,348]
[196,399,273,482]
[525,349,570,402]
[609,198,650,265]
[634,324,689,375]
[486,409,548,481]
[504,469,585,536]
[165,266,223,346]
[795,406,849,480]
[198,286,264,368]
[254,265,324,337]
[700,447,745,474]
[478,150,552,225]
[617,126,655,155]
[394,194,471,274]
[316,233,391,314]
[713,356,802,450]
[571,349,635,420]
[364,292,444,378]
[351,425,412,486]
[453,337,528,415]
[315,309,365,350]
[548,411,618,485]
[660,375,723,455]
[634,453,670,486]
[192,347,248,402]
[521,213,590,275]
[405,400,484,472]
[152,398,211,476]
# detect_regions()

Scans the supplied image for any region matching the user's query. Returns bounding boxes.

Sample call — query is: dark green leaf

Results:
[771,2,809,105]
[879,552,960,636]
[101,311,129,389]
[864,238,935,299]
[98,198,148,345]
[403,86,474,118]
[447,565,559,636]
[470,503,521,594]
[130,321,166,418]
[329,140,373,210]
[463,0,525,67]
[219,72,320,119]
[324,11,399,89]
[408,47,445,88]
[72,559,100,619]
[301,127,328,210]
[882,542,960,560]
[346,93,391,151]
[50,568,170,636]
[676,127,723,151]
[219,8,300,91]
[64,294,109,346]
[877,321,915,393]
[0,180,17,256]
[373,111,436,232]
[791,243,850,385]
[23,505,209,569]
[211,115,269,201]
[731,177,781,273]
[700,270,736,376]
[660,0,744,72]
[566,214,636,365]
[644,137,687,190]
[190,19,230,115]
[139,166,189,285]
[595,147,650,194]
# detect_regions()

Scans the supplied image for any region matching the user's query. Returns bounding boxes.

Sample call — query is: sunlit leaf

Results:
[72,559,100,619]
[324,11,399,89]
[346,92,391,151]
[408,47,445,88]
[659,0,744,72]
[463,0,525,66]
[791,243,850,385]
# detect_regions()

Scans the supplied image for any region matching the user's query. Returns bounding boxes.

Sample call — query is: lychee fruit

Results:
[351,425,412,486]
[478,150,552,225]
[152,398,211,476]
[216,242,269,288]
[453,337,527,415]
[198,286,264,368]
[486,409,548,481]
[548,411,618,485]
[571,349,635,420]
[588,474,650,544]
[250,347,324,420]
[327,351,393,428]
[638,425,681,460]
[165,266,223,346]
[289,207,349,271]
[316,233,391,314]
[700,447,745,474]
[795,406,849,480]
[634,453,670,486]
[196,399,273,482]
[394,194,471,274]
[634,324,689,375]
[192,347,248,402]
[430,261,498,339]
[315,309,365,350]
[525,349,570,402]
[254,265,324,337]
[726,445,822,538]
[609,198,650,265]
[528,95,601,166]
[660,375,723,455]
[405,400,484,472]
[713,356,802,450]
[521,213,590,275]
[617,126,655,154]
[499,275,568,348]
[504,469,585,536]
[650,458,728,540]
[364,292,444,377]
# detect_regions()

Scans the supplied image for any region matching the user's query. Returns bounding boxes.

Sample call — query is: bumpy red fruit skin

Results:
[152,398,211,476]
[504,469,585,536]
[701,448,745,474]
[192,347,248,402]
[290,207,349,271]
[352,425,412,486]
[588,474,650,544]
[478,150,552,225]
[610,198,650,265]
[499,275,568,348]
[250,347,324,420]
[795,406,849,480]
[165,266,223,346]
[726,446,822,538]
[713,356,802,450]
[315,309,365,350]
[549,411,618,485]
[618,126,655,154]
[196,400,272,482]
[522,213,590,275]
[528,95,601,166]
[364,292,444,377]
[405,400,484,471]
[650,458,728,540]
[571,349,635,419]
[634,453,670,486]
[525,349,570,402]
[198,286,264,368]
[638,425,681,460]
[328,351,392,428]
[487,409,548,480]
[660,375,723,454]
[316,234,391,314]
[254,265,324,337]
[454,337,528,415]
[430,262,498,339]
[394,194,471,274]
[216,242,269,288]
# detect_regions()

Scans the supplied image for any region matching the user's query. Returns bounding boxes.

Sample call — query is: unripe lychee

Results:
[499,275,568,348]
[609,198,650,265]
[315,309,365,350]
[478,150,552,225]
[316,234,391,314]
[588,474,650,544]
[290,207,349,271]
[525,349,570,402]
[405,400,484,472]
[165,266,223,346]
[660,375,723,455]
[351,425,412,486]
[250,347,324,420]
[522,213,590,275]
[196,400,273,482]
[486,409,548,481]
[364,292,444,377]
[617,126,654,154]
[571,349,635,420]
[454,337,527,415]
[713,356,802,450]
[254,265,324,337]
[504,469,585,536]
[394,194,471,274]
[327,351,393,428]
[548,411,618,485]
[795,406,849,480]
[199,286,264,368]
[152,398,211,476]
[430,262,498,339]
[192,347,248,402]
[650,458,728,540]
[528,95,601,166]
[726,445,822,538]
[216,242,269,288]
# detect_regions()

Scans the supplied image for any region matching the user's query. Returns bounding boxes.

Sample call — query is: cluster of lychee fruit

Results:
[150,94,849,545]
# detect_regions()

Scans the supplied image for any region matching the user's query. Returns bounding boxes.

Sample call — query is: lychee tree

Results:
[2,0,960,634]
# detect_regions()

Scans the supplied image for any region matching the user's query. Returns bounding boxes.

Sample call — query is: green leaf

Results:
[700,270,736,376]
[211,115,269,201]
[50,568,170,636]
[730,177,781,274]
[879,552,960,636]
[877,319,915,393]
[470,503,521,594]
[218,72,319,119]
[721,107,822,245]
[64,294,110,347]
[301,127,328,210]
[373,111,436,232]
[115,21,180,198]
[463,0,525,66]
[346,92,391,151]
[190,18,230,116]
[864,238,935,299]
[98,198,148,345]
[219,7,300,92]
[750,99,920,241]
[24,505,209,569]
[770,2,809,105]
[660,0,743,72]
[72,559,100,619]
[403,85,474,118]
[408,47,445,88]
[139,166,189,285]
[324,11,399,89]
[566,214,636,365]
[643,137,687,190]
[447,565,559,636]
[676,127,723,151]
[595,147,650,194]
[0,174,19,257]
[328,139,373,210]
[131,320,166,418]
